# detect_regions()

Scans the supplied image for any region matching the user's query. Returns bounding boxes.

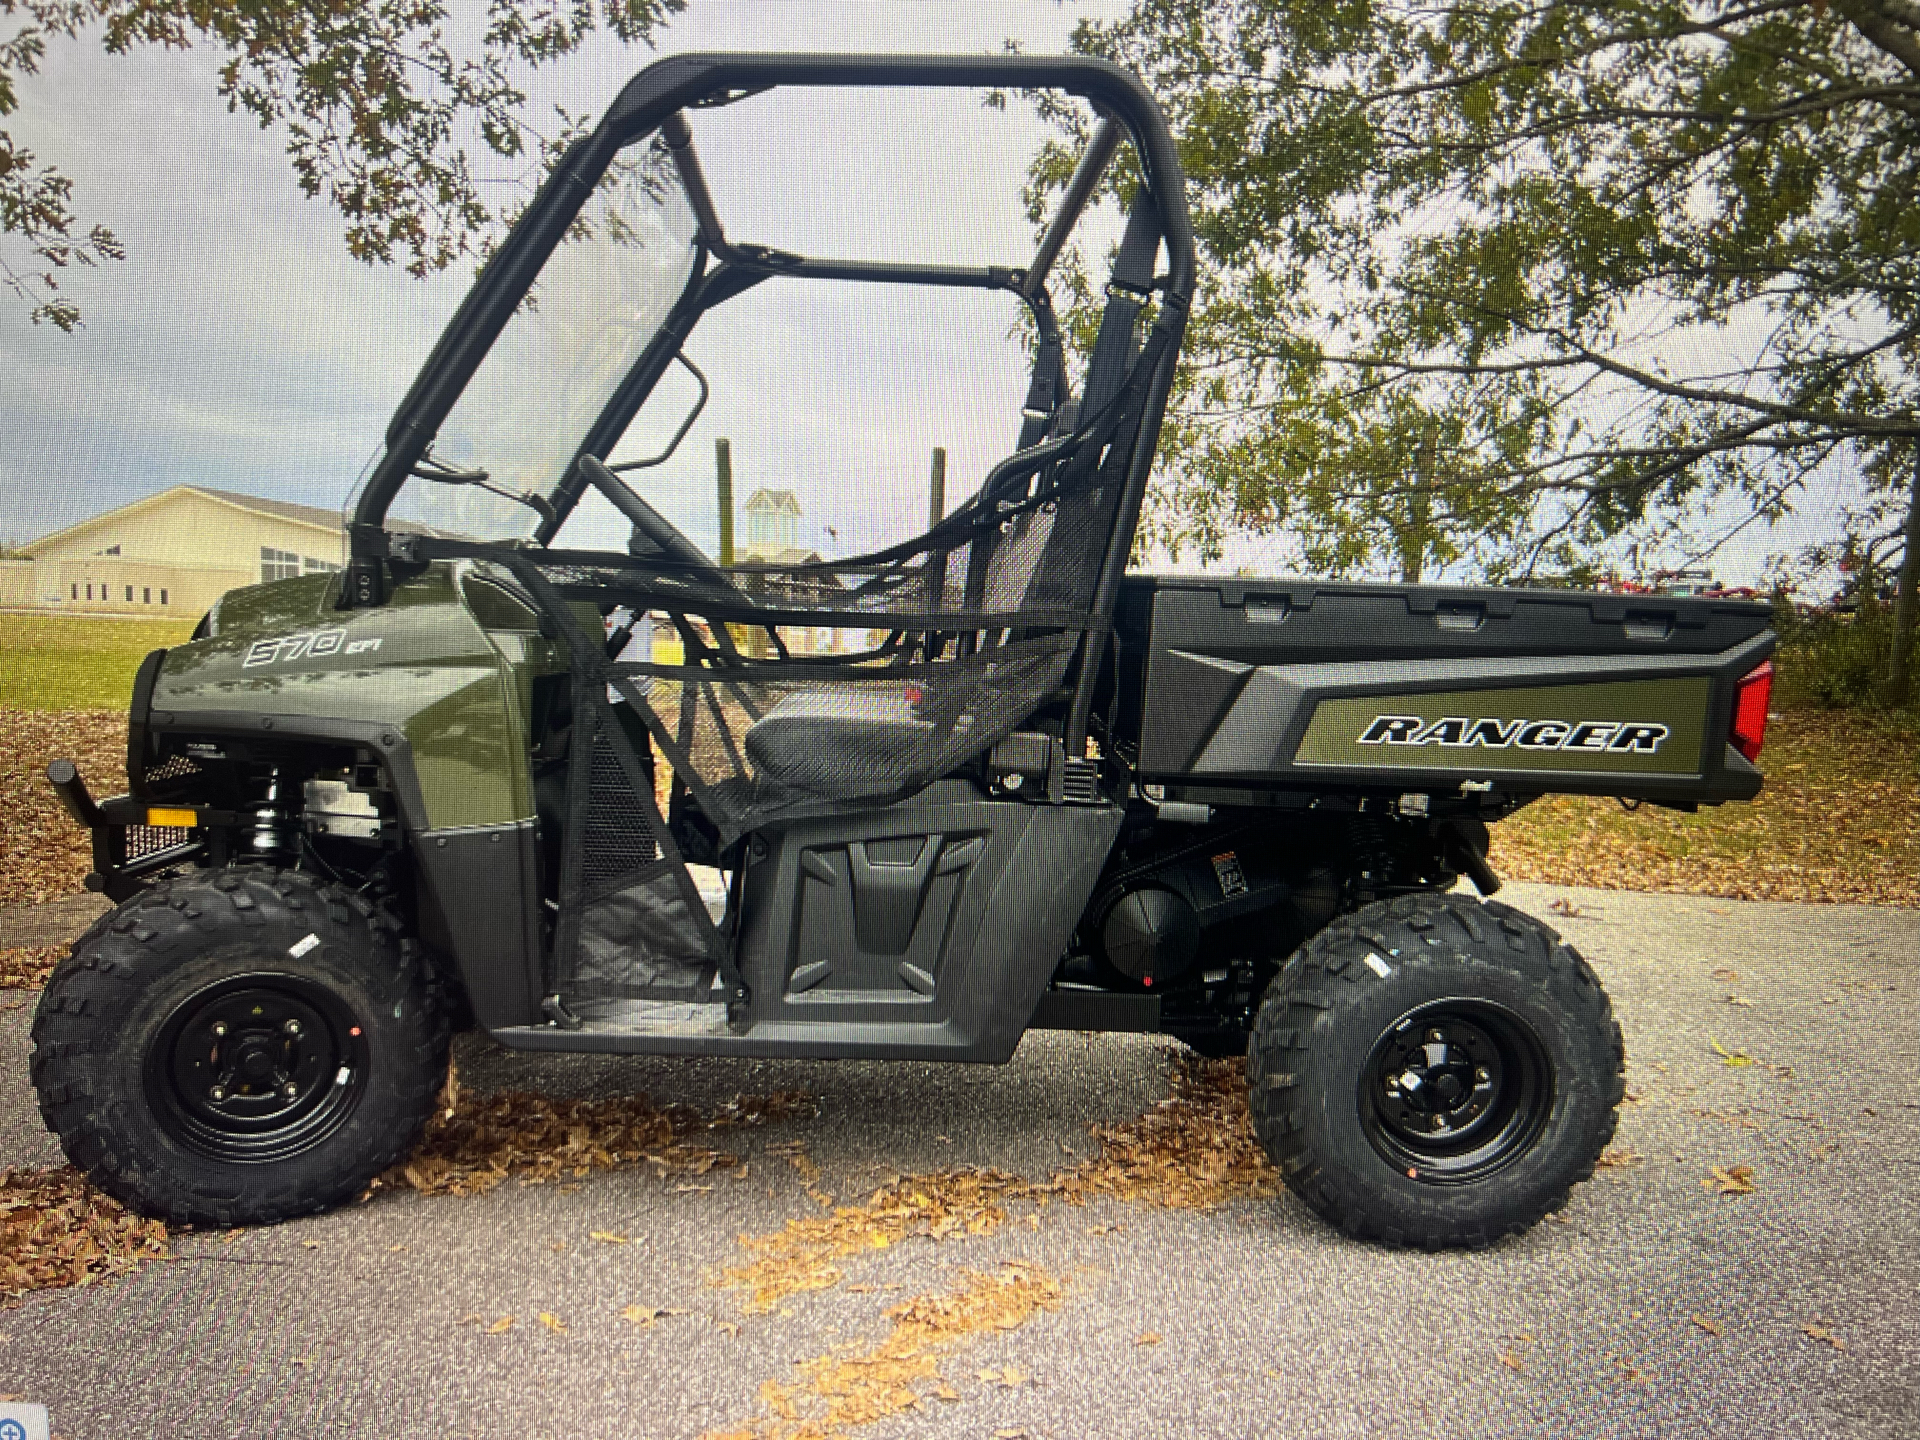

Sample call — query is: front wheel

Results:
[32,868,448,1226]
[1248,893,1624,1247]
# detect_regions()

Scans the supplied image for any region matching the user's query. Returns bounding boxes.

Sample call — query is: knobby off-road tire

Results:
[32,867,449,1226]
[1247,893,1625,1248]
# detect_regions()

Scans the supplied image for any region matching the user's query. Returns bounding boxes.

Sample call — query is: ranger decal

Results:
[1358,713,1670,754]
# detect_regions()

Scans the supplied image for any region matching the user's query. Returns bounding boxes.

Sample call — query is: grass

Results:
[0,613,200,711]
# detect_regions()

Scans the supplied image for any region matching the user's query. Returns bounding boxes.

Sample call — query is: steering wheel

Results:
[575,454,751,610]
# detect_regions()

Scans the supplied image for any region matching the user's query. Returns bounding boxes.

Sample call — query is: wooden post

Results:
[715,437,735,567]
[928,446,947,529]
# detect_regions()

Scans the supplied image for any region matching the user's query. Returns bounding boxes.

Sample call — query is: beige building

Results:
[0,486,442,619]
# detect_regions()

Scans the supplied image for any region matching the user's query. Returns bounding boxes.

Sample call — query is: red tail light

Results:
[1730,661,1773,762]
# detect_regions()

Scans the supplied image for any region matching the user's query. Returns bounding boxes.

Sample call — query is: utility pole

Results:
[928,446,947,529]
[715,437,735,567]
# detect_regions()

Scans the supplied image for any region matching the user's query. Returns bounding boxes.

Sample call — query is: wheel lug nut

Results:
[283,1019,302,1036]
[211,1022,228,1037]
[1476,1068,1489,1082]
[1427,1029,1443,1043]
[1431,1115,1446,1131]
[209,1086,226,1101]
[282,1082,299,1098]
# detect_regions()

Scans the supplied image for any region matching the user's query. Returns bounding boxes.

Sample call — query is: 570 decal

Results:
[243,628,383,668]
[1359,713,1670,754]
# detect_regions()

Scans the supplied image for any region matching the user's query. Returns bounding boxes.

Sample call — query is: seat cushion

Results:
[743,686,935,799]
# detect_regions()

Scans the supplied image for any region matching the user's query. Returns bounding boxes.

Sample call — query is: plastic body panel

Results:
[493,786,1124,1060]
[148,563,564,829]
[1117,575,1774,804]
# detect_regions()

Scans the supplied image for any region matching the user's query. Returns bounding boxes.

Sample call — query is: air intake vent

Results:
[1060,756,1100,804]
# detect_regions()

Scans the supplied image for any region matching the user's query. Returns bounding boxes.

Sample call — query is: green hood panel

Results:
[153,564,564,828]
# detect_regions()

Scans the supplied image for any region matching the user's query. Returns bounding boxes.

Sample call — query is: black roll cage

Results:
[343,51,1196,758]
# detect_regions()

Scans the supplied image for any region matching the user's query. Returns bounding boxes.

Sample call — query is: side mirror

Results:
[607,351,710,474]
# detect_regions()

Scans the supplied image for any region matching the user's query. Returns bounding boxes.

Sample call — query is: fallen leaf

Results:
[1597,1146,1643,1169]
[1498,1350,1525,1372]
[1613,1356,1648,1384]
[1704,1164,1756,1196]
[1548,897,1584,917]
[1723,996,1755,1007]
[1801,1323,1847,1351]
[1692,1314,1722,1336]
[1135,1332,1163,1346]
[933,1382,959,1401]
[590,1231,629,1245]
[537,1312,567,1334]
[300,1240,321,1250]
[1711,967,1740,982]
[1709,1036,1754,1068]
[484,1317,513,1335]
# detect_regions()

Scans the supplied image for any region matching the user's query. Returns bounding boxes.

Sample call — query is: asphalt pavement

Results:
[1,882,1914,1439]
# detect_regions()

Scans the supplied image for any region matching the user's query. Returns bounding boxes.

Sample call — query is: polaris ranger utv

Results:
[36,53,1776,1247]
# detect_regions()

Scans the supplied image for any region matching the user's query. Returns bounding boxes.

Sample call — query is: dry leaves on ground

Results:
[719,1055,1278,1314]
[722,1167,1031,1313]
[702,1261,1062,1440]
[1,1165,170,1302]
[1053,1055,1280,1210]
[1490,707,1918,907]
[1705,1164,1756,1196]
[0,708,125,908]
[372,1084,814,1198]
[0,946,61,990]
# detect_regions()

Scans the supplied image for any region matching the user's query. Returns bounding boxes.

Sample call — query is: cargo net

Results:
[483,385,1148,848]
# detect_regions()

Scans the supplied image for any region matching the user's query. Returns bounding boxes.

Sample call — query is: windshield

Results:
[398,136,701,539]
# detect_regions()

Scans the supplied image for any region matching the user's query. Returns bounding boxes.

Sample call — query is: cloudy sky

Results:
[0,1,1861,585]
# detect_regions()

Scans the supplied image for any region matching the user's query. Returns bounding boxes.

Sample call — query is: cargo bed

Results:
[1113,575,1775,807]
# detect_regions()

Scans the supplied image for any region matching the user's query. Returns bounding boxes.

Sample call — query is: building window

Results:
[303,556,342,574]
[125,585,134,602]
[160,589,168,605]
[99,544,120,556]
[70,583,78,600]
[85,583,92,600]
[261,547,301,582]
[143,587,151,604]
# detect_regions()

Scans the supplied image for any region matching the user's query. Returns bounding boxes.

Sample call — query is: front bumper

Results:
[45,759,229,902]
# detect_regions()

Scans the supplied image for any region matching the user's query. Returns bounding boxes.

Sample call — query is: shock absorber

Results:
[248,766,298,863]
[1343,814,1396,899]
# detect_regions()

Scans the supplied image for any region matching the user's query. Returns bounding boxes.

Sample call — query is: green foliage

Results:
[0,0,684,328]
[1774,586,1920,715]
[1049,1,1920,581]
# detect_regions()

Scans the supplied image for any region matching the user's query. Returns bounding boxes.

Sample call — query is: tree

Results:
[1044,0,1918,662]
[1,0,682,330]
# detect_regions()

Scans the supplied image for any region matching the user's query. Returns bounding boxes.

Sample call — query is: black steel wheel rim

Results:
[1358,999,1553,1185]
[145,973,368,1164]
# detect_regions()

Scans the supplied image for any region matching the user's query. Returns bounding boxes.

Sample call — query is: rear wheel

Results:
[1248,893,1623,1247]
[32,867,448,1226]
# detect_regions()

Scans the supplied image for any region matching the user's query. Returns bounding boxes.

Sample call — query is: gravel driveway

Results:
[2,882,1914,1439]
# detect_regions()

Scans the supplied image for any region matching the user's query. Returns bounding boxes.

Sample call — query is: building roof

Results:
[172,486,463,539]
[743,488,802,514]
[23,484,465,556]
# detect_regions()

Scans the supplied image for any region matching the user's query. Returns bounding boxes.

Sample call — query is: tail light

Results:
[1730,661,1773,762]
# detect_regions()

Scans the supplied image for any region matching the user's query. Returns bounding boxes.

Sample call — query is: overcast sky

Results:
[0,1,1862,586]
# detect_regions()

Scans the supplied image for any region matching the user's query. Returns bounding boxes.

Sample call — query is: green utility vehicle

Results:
[37,54,1777,1247]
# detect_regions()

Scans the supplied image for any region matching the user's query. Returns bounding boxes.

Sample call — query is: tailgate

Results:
[1118,577,1775,806]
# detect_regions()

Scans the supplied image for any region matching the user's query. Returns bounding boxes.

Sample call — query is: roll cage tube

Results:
[345,52,1195,606]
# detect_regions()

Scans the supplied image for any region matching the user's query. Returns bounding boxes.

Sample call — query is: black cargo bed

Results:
[1114,575,1775,806]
